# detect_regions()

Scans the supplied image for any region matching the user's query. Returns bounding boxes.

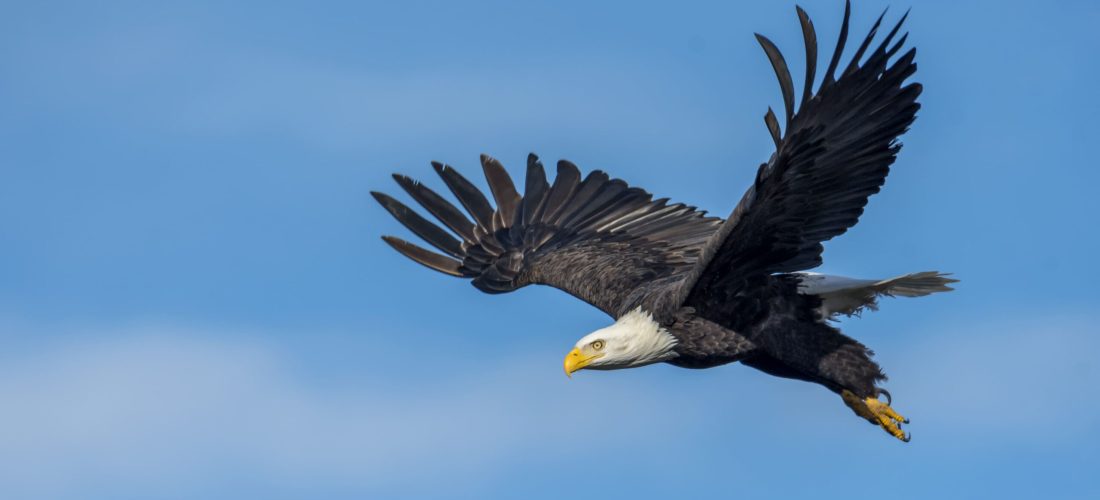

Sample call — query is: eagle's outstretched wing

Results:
[374,154,721,317]
[682,3,922,318]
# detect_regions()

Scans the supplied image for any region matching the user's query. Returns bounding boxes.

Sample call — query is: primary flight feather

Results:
[372,2,956,442]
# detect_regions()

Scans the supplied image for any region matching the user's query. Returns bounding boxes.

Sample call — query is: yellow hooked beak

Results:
[564,347,603,377]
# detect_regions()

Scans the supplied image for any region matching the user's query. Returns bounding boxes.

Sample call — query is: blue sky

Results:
[1,0,1098,498]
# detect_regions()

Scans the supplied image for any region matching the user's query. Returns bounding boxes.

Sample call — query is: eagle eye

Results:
[591,340,605,351]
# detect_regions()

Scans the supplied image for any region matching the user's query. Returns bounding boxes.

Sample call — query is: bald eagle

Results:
[372,2,956,442]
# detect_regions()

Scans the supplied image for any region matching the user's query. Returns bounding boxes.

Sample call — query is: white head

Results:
[563,307,679,376]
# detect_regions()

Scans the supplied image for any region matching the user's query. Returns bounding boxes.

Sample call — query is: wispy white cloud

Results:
[0,312,1096,498]
[0,325,710,498]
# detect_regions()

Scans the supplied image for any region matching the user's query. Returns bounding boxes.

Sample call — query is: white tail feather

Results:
[797,271,958,319]
[871,271,958,297]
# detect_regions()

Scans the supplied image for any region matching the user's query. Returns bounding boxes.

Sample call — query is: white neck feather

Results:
[578,307,679,369]
[615,307,679,363]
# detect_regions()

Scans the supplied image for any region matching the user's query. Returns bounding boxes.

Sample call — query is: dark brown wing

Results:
[681,3,921,317]
[374,154,721,317]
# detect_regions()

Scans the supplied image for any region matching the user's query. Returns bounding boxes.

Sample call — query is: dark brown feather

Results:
[764,107,782,148]
[822,0,851,86]
[796,6,817,107]
[521,154,550,226]
[381,236,466,277]
[755,33,796,125]
[371,191,463,258]
[433,161,495,230]
[391,174,477,243]
[480,154,521,230]
[541,160,581,223]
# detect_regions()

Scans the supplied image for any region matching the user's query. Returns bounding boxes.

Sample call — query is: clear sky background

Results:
[2,0,1098,498]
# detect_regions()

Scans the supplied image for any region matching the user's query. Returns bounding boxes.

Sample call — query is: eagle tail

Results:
[797,271,958,318]
[872,271,958,298]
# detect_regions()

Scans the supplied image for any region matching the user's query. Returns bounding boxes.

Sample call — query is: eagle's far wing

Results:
[374,154,721,317]
[680,3,922,312]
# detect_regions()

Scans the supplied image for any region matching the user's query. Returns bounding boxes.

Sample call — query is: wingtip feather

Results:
[795,4,818,106]
[381,235,466,277]
[755,33,796,125]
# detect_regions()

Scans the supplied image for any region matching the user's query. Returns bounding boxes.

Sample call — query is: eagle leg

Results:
[841,389,910,442]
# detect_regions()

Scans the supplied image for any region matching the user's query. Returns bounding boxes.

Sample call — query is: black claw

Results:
[903,417,910,424]
[902,432,911,443]
[878,388,892,405]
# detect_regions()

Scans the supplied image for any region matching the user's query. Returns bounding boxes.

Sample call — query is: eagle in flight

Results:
[372,2,955,442]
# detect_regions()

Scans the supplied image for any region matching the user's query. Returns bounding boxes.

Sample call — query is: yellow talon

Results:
[842,390,910,442]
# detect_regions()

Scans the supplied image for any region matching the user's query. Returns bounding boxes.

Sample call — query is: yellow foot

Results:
[841,389,910,442]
